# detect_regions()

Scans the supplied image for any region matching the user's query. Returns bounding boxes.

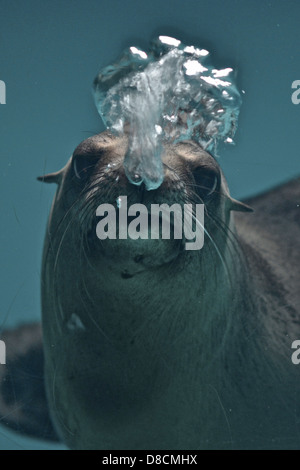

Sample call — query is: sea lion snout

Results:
[69,134,225,265]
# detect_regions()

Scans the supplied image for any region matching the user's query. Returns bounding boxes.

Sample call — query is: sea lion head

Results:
[40,130,251,276]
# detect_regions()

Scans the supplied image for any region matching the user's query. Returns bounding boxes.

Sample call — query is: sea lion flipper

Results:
[0,323,59,442]
[230,198,253,212]
[37,171,62,184]
[37,160,70,184]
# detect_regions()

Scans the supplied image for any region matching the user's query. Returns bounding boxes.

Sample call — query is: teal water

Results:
[0,0,299,450]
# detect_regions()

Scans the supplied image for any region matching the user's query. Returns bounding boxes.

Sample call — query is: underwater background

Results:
[0,0,299,449]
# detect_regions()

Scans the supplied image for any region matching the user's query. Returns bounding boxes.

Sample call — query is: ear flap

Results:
[37,170,63,184]
[228,196,253,213]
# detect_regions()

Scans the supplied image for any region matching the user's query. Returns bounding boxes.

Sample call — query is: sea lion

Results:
[0,131,299,449]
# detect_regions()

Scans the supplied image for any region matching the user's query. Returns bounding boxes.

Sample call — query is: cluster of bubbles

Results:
[93,36,242,190]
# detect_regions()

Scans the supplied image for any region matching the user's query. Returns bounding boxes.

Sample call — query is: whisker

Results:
[185,205,231,284]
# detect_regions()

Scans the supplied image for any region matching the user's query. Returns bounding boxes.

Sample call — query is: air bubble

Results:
[93,36,242,190]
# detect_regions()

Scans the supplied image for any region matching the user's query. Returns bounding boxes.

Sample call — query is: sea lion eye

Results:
[73,155,96,180]
[193,168,219,201]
